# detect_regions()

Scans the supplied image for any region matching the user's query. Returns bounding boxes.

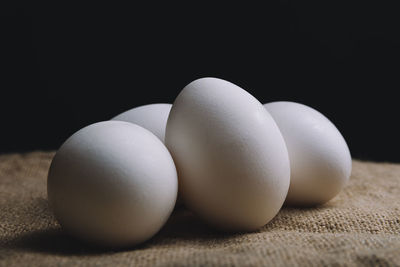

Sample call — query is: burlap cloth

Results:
[0,152,399,266]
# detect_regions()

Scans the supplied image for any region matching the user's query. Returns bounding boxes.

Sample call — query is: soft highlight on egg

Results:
[165,77,290,231]
[47,121,178,247]
[264,101,352,206]
[111,103,172,142]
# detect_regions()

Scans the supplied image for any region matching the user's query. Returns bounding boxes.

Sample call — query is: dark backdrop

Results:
[1,4,399,161]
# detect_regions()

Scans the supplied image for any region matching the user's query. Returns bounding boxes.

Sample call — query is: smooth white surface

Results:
[264,101,352,206]
[165,77,290,231]
[47,121,178,247]
[111,103,172,142]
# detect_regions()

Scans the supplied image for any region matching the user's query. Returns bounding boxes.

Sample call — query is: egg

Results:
[111,103,172,142]
[264,101,352,206]
[47,121,178,247]
[165,77,290,231]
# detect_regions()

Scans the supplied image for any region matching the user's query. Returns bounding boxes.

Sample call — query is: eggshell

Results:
[47,121,178,247]
[165,77,290,231]
[111,103,172,142]
[264,101,352,206]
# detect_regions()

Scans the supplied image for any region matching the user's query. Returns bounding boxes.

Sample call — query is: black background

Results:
[1,4,399,161]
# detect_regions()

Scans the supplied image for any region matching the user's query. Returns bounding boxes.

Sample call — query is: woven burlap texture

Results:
[0,151,399,266]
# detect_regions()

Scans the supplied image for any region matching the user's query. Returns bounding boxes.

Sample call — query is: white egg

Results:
[264,101,352,206]
[111,103,172,142]
[165,77,290,231]
[47,121,178,247]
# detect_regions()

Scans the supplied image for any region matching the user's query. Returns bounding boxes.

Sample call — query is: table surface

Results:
[1,152,399,267]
